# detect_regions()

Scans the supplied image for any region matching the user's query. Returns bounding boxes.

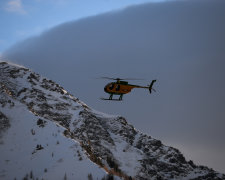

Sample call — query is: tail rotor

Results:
[148,80,156,94]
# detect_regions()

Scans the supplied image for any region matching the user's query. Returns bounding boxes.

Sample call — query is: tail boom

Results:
[133,79,156,94]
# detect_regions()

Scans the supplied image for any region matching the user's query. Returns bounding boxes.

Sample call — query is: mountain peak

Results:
[0,61,224,179]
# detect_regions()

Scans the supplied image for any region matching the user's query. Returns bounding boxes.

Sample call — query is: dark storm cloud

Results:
[3,0,225,173]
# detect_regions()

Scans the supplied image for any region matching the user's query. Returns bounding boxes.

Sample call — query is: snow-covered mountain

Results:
[0,61,224,180]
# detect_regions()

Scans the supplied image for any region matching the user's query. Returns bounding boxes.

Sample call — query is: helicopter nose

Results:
[104,86,108,92]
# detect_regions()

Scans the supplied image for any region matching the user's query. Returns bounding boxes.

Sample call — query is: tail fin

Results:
[149,80,156,94]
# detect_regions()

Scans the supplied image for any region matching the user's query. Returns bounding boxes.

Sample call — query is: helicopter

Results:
[100,77,156,101]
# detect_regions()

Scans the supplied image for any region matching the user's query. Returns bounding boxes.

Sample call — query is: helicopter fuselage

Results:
[104,81,145,95]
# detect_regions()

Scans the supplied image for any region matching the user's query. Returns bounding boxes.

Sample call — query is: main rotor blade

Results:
[100,77,118,80]
[123,78,145,81]
[99,77,144,81]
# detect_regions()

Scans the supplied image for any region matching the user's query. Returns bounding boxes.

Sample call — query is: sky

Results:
[0,0,167,54]
[1,0,225,175]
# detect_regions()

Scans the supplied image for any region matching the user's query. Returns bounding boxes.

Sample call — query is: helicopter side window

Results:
[109,84,114,90]
[116,85,120,91]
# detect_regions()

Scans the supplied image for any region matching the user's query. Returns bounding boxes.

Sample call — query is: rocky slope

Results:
[0,61,224,180]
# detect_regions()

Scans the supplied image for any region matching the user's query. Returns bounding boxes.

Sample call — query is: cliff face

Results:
[0,62,224,180]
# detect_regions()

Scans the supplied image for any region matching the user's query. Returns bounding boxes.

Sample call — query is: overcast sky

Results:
[1,0,225,174]
[0,0,167,54]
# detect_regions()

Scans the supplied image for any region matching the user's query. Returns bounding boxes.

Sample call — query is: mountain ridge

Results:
[0,61,225,180]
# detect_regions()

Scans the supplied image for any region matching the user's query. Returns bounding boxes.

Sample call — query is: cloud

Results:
[5,0,26,14]
[15,26,45,40]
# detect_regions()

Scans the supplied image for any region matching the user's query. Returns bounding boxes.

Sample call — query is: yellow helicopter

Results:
[101,77,156,101]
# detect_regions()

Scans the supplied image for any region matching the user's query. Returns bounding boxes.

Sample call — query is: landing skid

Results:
[100,98,122,101]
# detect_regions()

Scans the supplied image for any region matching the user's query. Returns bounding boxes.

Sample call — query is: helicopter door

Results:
[116,85,120,91]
